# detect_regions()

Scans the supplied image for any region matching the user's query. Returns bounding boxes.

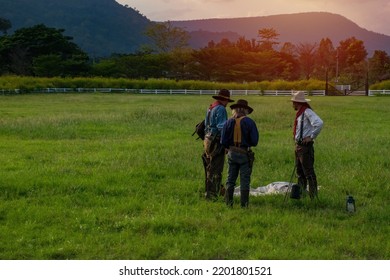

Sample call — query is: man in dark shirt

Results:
[221,99,259,208]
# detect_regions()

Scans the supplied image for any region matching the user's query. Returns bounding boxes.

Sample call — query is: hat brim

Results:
[230,104,253,114]
[213,95,234,102]
[291,98,311,103]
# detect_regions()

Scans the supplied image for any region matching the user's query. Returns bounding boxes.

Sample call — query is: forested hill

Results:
[2,0,390,57]
[172,12,390,55]
[0,0,151,57]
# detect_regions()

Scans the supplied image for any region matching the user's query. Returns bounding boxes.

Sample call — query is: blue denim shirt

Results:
[204,104,228,137]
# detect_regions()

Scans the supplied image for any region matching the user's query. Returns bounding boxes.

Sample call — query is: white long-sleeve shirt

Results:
[294,108,323,142]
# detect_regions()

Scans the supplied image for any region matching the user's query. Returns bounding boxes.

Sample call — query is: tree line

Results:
[1,19,390,89]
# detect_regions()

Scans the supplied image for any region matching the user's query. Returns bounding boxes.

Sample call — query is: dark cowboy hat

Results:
[212,89,234,102]
[230,99,253,114]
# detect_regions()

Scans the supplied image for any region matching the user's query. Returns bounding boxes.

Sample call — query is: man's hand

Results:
[302,136,313,144]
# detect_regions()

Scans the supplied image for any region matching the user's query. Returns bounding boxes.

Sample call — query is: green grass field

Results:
[0,93,389,259]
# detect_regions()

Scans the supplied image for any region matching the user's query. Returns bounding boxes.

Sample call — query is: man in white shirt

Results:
[291,91,324,200]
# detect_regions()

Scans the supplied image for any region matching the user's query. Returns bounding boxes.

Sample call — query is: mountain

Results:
[171,12,390,55]
[0,0,151,57]
[2,1,390,57]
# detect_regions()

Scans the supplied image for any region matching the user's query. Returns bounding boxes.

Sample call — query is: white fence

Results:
[369,90,390,96]
[1,88,389,96]
[138,89,326,96]
[0,88,326,96]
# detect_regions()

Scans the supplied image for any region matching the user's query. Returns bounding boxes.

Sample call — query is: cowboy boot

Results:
[298,176,307,198]
[209,174,222,201]
[225,186,234,207]
[307,176,318,200]
[219,184,226,197]
[240,190,250,208]
[205,178,214,200]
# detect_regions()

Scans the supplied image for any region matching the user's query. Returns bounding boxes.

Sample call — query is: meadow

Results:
[0,93,389,260]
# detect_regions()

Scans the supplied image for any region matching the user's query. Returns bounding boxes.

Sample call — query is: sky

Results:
[116,0,390,36]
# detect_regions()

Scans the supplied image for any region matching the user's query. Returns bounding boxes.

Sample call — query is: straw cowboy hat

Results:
[230,99,253,114]
[212,89,234,102]
[291,91,311,103]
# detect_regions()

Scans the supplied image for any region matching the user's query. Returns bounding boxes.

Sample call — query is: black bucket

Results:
[290,184,301,199]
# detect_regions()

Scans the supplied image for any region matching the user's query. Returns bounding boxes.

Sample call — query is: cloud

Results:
[199,0,236,2]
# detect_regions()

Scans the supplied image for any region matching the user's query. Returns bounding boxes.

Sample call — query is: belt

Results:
[295,140,313,146]
[229,146,250,154]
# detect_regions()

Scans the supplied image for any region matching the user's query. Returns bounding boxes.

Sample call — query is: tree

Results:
[0,18,11,35]
[235,36,252,52]
[144,21,190,53]
[166,48,194,80]
[368,50,390,83]
[32,54,65,77]
[280,42,297,57]
[297,42,318,79]
[337,37,367,73]
[192,35,295,82]
[336,37,368,86]
[0,24,89,76]
[91,53,170,79]
[315,38,336,80]
[279,42,301,80]
[257,28,279,51]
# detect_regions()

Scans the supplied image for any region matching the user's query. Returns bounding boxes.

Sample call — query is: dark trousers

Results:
[295,142,318,199]
[226,151,252,191]
[203,145,225,200]
[225,151,252,207]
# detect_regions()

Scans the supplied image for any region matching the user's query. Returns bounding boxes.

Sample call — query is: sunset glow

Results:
[117,0,390,36]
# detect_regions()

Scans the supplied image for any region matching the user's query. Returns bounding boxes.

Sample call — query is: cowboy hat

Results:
[291,91,310,103]
[230,99,253,114]
[212,89,234,102]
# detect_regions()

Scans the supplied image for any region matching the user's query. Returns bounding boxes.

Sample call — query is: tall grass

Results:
[0,93,389,259]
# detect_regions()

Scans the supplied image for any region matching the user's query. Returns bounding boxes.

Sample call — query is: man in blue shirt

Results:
[221,99,259,207]
[203,89,234,200]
